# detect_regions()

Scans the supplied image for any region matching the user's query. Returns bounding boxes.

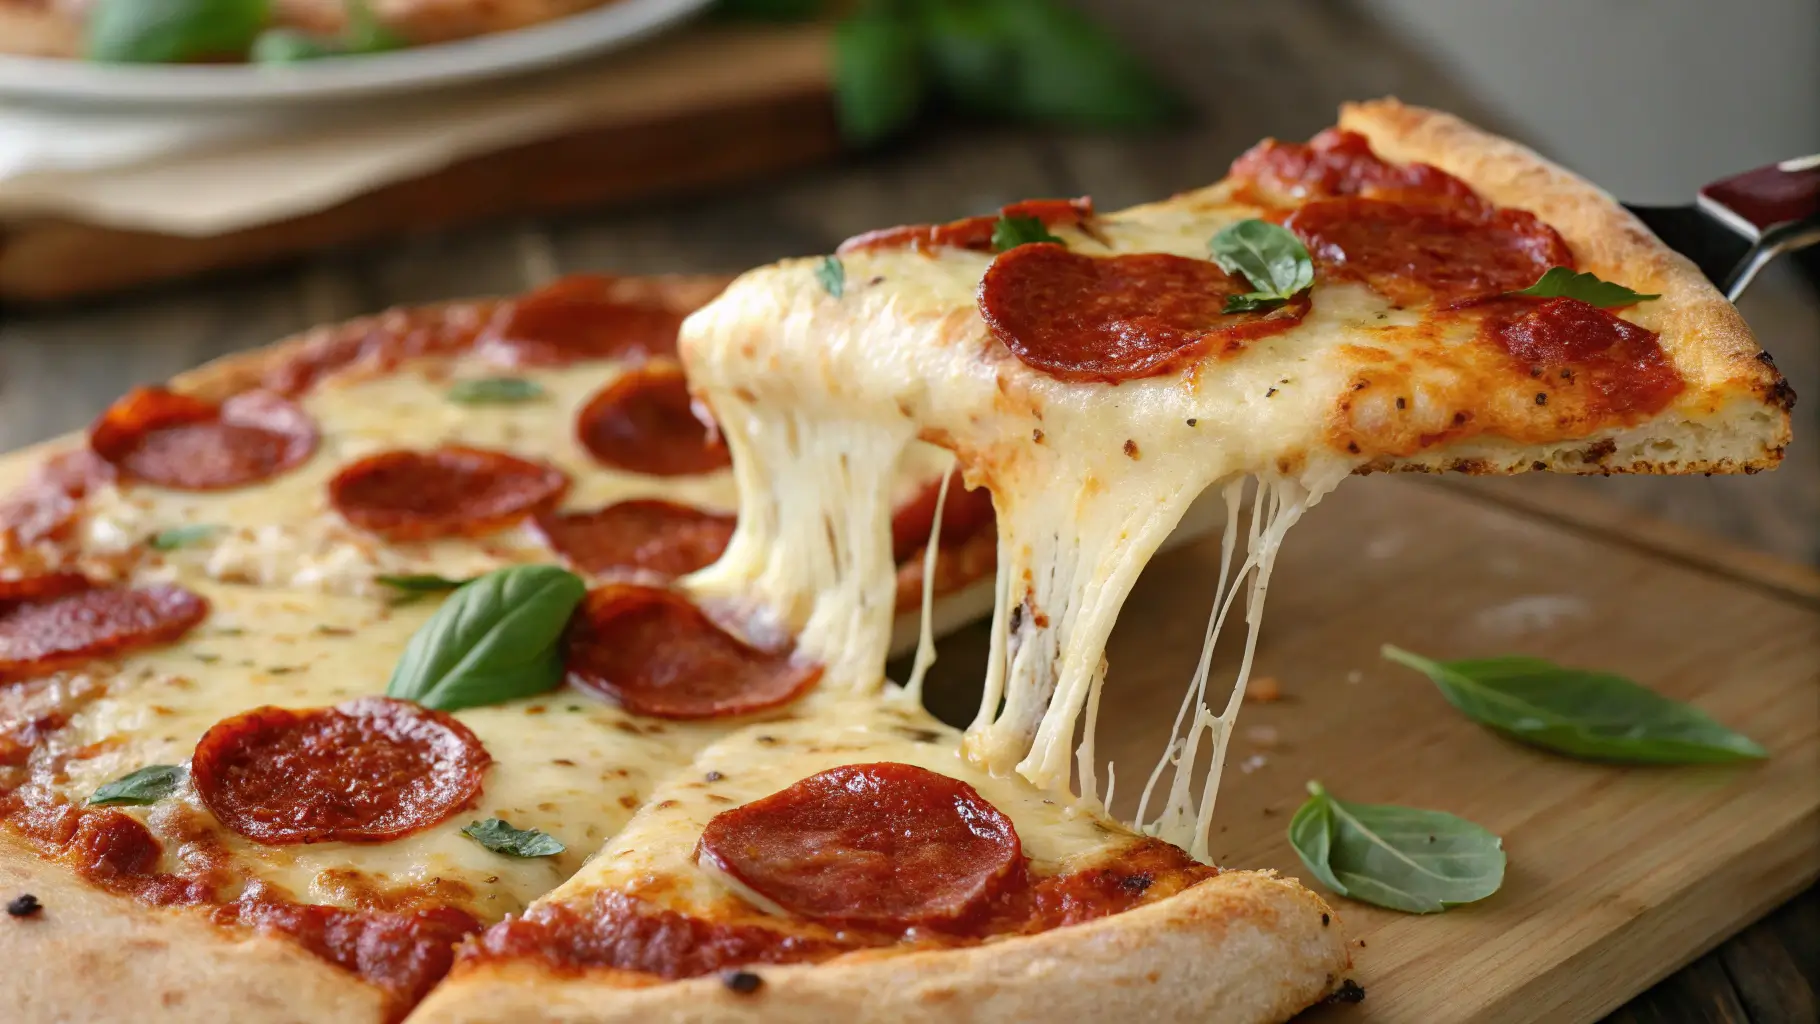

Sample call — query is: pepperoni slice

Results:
[889,472,996,563]
[575,365,730,477]
[839,197,1094,254]
[0,582,207,683]
[534,500,735,579]
[1287,198,1572,308]
[1487,297,1684,417]
[979,244,1309,382]
[329,447,569,541]
[563,584,819,719]
[481,275,687,367]
[191,697,489,846]
[697,762,1025,929]
[0,450,110,550]
[1229,128,1481,208]
[89,387,317,491]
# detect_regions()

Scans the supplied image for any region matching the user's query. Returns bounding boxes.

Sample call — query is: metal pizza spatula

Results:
[1623,154,1820,301]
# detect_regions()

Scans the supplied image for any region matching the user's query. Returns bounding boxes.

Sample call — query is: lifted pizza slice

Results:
[412,696,1348,1024]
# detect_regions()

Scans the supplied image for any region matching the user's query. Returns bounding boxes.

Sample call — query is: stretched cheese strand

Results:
[901,467,952,706]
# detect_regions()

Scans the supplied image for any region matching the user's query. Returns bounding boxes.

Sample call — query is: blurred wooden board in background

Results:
[914,475,1819,1024]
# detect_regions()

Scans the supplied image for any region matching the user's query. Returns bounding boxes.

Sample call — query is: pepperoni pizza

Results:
[0,99,1793,1024]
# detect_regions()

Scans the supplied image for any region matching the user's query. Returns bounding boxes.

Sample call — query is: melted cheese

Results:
[40,581,729,922]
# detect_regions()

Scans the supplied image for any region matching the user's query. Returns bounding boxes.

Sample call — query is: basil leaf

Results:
[834,13,927,146]
[991,215,1064,252]
[817,255,846,298]
[1209,219,1314,313]
[149,524,221,551]
[87,0,270,63]
[1288,781,1504,914]
[1510,267,1659,307]
[376,573,471,593]
[1381,645,1766,763]
[386,565,586,712]
[446,378,546,405]
[90,765,185,806]
[461,817,566,858]
[250,28,339,62]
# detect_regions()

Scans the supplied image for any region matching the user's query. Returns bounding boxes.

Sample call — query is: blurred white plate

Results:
[0,0,713,108]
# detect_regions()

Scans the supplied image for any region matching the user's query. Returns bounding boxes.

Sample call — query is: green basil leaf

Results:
[834,12,928,146]
[250,28,340,62]
[446,378,547,405]
[1288,781,1504,914]
[87,0,271,63]
[991,215,1064,252]
[376,573,472,594]
[1509,267,1659,307]
[1209,219,1313,310]
[461,817,566,858]
[817,255,846,298]
[1381,645,1766,763]
[342,0,405,53]
[917,2,1018,116]
[89,764,185,806]
[149,524,221,551]
[386,565,586,712]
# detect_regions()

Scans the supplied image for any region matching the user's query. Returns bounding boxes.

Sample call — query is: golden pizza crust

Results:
[0,832,389,1024]
[406,870,1350,1024]
[0,0,630,57]
[1339,98,1793,477]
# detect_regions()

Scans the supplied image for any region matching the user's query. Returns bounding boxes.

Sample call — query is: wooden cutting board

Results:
[915,475,1819,1024]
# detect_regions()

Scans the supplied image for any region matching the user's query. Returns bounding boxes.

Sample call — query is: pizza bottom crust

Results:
[0,833,388,1024]
[406,870,1350,1024]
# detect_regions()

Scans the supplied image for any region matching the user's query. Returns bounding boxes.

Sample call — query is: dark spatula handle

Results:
[1697,155,1820,299]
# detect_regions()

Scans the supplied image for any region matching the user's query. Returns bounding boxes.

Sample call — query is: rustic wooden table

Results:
[0,2,1811,1020]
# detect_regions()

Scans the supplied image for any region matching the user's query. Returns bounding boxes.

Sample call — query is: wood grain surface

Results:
[0,1,1812,1020]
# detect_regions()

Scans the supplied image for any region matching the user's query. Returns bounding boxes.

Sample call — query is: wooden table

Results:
[0,2,1812,1020]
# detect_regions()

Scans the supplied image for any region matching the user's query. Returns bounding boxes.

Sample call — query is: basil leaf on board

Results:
[833,13,927,146]
[250,28,339,62]
[817,255,846,298]
[1509,267,1659,307]
[446,377,547,405]
[87,0,271,63]
[386,565,586,712]
[149,524,221,551]
[1288,781,1504,914]
[1381,645,1766,763]
[1209,219,1314,313]
[90,765,185,806]
[991,215,1064,252]
[461,817,566,858]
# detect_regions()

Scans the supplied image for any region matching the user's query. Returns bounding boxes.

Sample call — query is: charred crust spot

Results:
[1346,442,1361,454]
[6,894,42,918]
[1123,439,1140,460]
[1535,392,1548,405]
[1451,411,1469,426]
[1118,874,1153,895]
[1582,438,1618,463]
[1767,377,1797,411]
[1321,912,1330,926]
[704,770,725,783]
[1532,460,1547,472]
[1394,396,1406,410]
[1325,979,1366,1005]
[721,969,763,995]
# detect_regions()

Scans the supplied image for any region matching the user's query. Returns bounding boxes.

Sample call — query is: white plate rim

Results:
[0,0,715,108]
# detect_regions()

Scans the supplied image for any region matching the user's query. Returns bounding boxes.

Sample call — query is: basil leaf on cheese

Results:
[817,255,846,298]
[87,0,270,63]
[386,565,586,712]
[991,215,1065,252]
[1208,219,1314,314]
[1382,645,1766,763]
[446,377,546,405]
[89,765,185,806]
[1288,781,1504,914]
[1509,266,1659,307]
[462,817,566,858]
[149,524,221,551]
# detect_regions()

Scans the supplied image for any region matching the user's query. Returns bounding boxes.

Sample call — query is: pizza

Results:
[0,98,1791,1024]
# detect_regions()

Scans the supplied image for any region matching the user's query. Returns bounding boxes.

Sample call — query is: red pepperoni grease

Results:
[563,584,819,719]
[979,244,1308,382]
[191,697,489,845]
[329,446,568,541]
[534,499,735,579]
[89,387,317,491]
[697,762,1024,928]
[575,364,730,477]
[0,580,208,683]
[480,274,687,366]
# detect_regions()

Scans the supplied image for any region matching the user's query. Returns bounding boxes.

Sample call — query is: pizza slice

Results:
[411,695,1347,1024]
[677,98,1793,862]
